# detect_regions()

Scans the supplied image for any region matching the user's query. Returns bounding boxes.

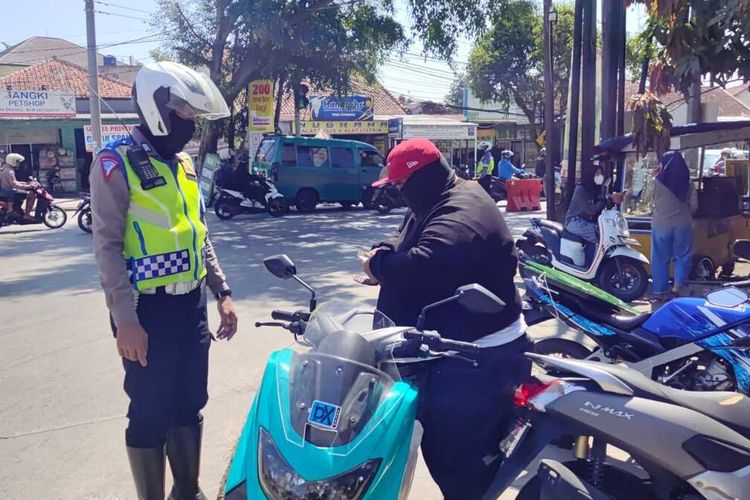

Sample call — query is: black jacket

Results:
[369,163,522,342]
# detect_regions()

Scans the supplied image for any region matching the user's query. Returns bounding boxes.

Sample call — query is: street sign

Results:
[300,120,388,135]
[0,90,76,118]
[310,95,374,121]
[84,124,134,151]
[248,80,275,133]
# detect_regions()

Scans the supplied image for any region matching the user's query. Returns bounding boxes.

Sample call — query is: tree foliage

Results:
[630,0,750,93]
[445,74,467,107]
[465,1,574,140]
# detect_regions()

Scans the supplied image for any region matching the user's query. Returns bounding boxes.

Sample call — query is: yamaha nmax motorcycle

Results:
[224,255,502,499]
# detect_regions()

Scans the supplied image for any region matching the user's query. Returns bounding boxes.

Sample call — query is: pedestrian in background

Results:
[651,150,696,301]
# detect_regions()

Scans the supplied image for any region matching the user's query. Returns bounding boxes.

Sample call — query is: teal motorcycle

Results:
[224,255,503,499]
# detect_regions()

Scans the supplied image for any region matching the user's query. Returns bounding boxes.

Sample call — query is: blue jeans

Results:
[651,224,693,294]
[565,217,599,244]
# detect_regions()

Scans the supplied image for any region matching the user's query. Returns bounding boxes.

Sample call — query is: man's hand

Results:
[117,323,149,367]
[362,247,387,283]
[611,191,625,204]
[216,296,238,340]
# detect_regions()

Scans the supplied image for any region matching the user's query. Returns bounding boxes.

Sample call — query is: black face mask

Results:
[398,158,455,215]
[141,111,196,159]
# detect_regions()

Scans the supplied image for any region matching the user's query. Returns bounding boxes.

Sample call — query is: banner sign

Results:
[310,95,374,121]
[388,117,403,135]
[84,124,134,151]
[402,124,477,140]
[199,153,220,205]
[300,120,388,135]
[248,80,275,132]
[0,90,76,118]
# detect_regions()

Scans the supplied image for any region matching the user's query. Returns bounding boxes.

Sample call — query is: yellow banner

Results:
[300,120,388,135]
[248,80,275,133]
[477,128,496,142]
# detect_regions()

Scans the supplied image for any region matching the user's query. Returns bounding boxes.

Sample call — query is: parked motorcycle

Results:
[484,348,750,499]
[371,183,405,214]
[521,258,750,395]
[214,175,289,219]
[223,254,498,499]
[74,193,92,233]
[517,201,649,302]
[0,178,67,229]
[46,165,63,194]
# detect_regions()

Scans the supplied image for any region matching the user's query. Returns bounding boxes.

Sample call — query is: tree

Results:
[155,0,405,160]
[465,1,574,141]
[630,0,750,94]
[445,74,466,107]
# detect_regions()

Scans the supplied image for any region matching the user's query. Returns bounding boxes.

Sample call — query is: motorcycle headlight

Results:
[615,213,629,234]
[258,427,381,499]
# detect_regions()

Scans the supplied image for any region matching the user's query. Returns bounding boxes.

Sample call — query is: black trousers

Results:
[416,334,533,500]
[113,287,211,448]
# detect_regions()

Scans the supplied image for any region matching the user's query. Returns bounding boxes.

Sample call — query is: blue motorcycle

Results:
[223,255,502,499]
[521,258,750,394]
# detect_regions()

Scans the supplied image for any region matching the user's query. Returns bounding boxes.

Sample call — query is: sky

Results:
[2,0,648,103]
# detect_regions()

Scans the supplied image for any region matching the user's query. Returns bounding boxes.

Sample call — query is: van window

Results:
[281,144,296,166]
[256,138,277,162]
[331,147,355,168]
[360,149,384,167]
[298,146,329,168]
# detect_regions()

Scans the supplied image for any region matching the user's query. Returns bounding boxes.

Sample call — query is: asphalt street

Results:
[0,203,583,499]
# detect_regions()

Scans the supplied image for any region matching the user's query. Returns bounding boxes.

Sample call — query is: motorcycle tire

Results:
[361,188,376,209]
[597,257,649,303]
[43,205,68,229]
[295,189,318,213]
[267,197,289,217]
[375,198,393,214]
[214,199,236,220]
[77,208,93,233]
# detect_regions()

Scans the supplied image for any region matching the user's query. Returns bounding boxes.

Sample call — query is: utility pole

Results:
[85,0,102,152]
[543,0,556,221]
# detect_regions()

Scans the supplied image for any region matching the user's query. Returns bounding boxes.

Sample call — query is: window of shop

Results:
[330,147,355,168]
[298,146,329,168]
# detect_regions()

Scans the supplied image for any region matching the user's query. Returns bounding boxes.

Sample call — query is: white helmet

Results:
[501,149,514,158]
[133,61,230,137]
[5,153,24,167]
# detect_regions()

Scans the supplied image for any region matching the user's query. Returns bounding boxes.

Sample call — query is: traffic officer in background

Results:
[91,61,238,500]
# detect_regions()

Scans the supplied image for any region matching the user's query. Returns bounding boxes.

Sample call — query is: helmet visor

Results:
[166,71,230,122]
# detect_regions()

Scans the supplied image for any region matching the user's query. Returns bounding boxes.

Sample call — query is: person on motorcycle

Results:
[498,149,524,181]
[0,153,37,220]
[90,61,238,499]
[565,165,625,244]
[535,148,546,178]
[362,138,531,500]
[475,142,494,177]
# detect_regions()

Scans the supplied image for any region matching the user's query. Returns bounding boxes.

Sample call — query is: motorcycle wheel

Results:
[43,205,68,229]
[77,208,93,233]
[375,198,393,214]
[295,189,318,213]
[214,199,236,220]
[361,188,376,209]
[597,257,649,302]
[267,197,289,217]
[516,462,651,500]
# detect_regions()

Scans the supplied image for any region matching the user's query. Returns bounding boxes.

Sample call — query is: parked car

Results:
[253,135,385,212]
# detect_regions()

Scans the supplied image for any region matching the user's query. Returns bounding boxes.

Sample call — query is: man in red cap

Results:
[362,138,531,499]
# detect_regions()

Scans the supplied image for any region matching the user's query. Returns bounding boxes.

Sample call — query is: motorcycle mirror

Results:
[456,284,506,314]
[706,287,748,309]
[264,254,297,279]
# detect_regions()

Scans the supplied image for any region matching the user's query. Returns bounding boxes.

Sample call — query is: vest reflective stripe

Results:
[115,145,207,291]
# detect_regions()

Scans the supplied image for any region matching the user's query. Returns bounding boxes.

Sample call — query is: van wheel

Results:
[295,189,318,213]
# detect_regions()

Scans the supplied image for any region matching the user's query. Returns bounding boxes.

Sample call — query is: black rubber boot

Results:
[126,445,166,500]
[166,420,208,500]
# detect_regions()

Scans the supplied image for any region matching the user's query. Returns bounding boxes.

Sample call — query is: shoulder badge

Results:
[99,152,121,181]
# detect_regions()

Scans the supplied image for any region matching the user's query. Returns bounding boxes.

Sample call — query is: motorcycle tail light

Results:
[513,379,582,412]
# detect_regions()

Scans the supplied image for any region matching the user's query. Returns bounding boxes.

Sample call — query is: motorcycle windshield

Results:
[279,302,401,454]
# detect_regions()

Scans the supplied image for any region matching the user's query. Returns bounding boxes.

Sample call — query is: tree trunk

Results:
[274,74,284,133]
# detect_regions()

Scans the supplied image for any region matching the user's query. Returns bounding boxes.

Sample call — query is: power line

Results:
[93,0,154,15]
[94,9,152,22]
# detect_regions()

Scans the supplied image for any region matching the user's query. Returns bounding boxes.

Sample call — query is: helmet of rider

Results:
[5,153,25,168]
[477,141,492,151]
[539,148,546,156]
[721,147,733,158]
[132,61,230,137]
[501,150,514,159]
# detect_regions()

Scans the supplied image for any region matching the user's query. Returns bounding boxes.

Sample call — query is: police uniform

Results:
[91,127,230,498]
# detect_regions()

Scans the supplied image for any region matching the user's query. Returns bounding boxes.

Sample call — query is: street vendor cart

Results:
[594,121,750,281]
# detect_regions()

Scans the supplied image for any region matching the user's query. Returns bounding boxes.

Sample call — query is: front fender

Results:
[607,246,649,265]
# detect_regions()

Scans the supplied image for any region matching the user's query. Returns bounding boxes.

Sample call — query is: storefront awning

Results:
[398,115,478,141]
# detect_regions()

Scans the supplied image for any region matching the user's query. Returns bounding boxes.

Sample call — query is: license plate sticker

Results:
[499,419,531,458]
[308,400,342,430]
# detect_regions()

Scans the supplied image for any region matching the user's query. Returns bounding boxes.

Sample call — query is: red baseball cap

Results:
[372,138,442,187]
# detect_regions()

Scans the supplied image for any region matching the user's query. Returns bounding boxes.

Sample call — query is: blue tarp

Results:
[593,120,750,157]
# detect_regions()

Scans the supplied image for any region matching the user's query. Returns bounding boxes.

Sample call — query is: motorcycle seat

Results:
[535,219,564,234]
[575,360,750,435]
[586,309,651,331]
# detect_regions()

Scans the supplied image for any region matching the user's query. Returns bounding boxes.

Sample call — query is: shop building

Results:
[0,58,137,192]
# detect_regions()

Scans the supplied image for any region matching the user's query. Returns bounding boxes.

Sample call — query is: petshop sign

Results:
[0,90,76,118]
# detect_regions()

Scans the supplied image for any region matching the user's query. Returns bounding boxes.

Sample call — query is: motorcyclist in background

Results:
[534,148,546,178]
[498,150,525,181]
[0,153,37,220]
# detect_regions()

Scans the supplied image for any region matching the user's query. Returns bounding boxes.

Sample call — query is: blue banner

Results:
[310,95,374,121]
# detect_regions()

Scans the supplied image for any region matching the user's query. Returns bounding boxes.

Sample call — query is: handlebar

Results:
[438,337,481,352]
[271,309,310,322]
[404,330,480,353]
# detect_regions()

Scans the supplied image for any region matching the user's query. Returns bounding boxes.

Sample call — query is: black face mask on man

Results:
[142,110,196,159]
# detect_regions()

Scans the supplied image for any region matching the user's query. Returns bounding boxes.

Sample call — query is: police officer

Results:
[91,61,238,500]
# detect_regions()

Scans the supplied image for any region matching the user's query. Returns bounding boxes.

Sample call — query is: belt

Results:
[139,279,203,296]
